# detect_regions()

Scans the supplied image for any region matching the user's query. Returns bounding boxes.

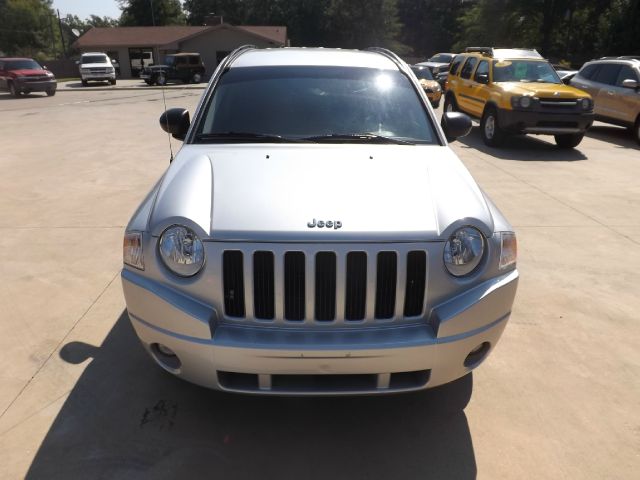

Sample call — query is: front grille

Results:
[221,247,428,324]
[25,76,48,82]
[89,68,108,73]
[538,98,578,108]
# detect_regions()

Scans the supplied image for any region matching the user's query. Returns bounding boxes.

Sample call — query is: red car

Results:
[0,57,57,97]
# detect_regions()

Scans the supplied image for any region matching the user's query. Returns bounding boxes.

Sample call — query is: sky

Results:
[52,1,122,20]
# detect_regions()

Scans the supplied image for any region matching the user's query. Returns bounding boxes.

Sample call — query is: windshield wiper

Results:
[302,133,415,145]
[194,132,310,143]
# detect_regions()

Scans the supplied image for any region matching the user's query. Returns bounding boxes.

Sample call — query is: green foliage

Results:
[0,0,54,57]
[118,0,185,26]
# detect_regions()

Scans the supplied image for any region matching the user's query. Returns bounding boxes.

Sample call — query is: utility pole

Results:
[48,14,57,58]
[57,9,67,58]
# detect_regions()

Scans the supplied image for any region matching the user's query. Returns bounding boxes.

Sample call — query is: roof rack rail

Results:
[465,47,493,55]
[367,47,408,71]
[618,55,640,61]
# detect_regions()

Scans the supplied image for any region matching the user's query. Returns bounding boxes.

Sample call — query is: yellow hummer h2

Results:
[445,48,594,148]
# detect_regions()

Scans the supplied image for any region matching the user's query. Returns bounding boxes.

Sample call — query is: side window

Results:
[175,57,186,65]
[616,65,639,86]
[593,64,622,85]
[460,57,478,80]
[579,64,599,80]
[474,60,489,82]
[449,56,463,76]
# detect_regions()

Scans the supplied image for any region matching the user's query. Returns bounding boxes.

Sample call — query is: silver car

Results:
[571,57,640,144]
[121,47,519,395]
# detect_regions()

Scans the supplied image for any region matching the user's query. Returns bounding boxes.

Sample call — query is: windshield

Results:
[429,54,453,63]
[493,60,561,83]
[411,66,434,81]
[164,56,176,66]
[82,55,108,64]
[196,66,436,144]
[6,59,42,70]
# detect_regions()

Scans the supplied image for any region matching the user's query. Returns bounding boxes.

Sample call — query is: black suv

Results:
[140,53,205,85]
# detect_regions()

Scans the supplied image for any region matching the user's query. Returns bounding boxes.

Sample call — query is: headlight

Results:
[81,68,89,73]
[511,96,533,109]
[108,67,115,73]
[123,232,144,270]
[580,98,592,110]
[443,227,485,277]
[499,232,517,270]
[158,225,205,277]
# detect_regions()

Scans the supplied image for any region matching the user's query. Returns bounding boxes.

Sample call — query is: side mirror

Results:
[441,112,472,143]
[476,73,489,84]
[160,108,190,140]
[75,60,80,65]
[622,79,639,89]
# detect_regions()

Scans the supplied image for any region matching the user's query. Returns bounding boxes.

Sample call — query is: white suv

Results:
[78,52,116,86]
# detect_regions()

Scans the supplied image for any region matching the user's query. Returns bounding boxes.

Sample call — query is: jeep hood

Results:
[498,82,590,98]
[148,145,494,242]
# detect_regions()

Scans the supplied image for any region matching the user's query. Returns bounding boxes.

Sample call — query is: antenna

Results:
[148,0,174,162]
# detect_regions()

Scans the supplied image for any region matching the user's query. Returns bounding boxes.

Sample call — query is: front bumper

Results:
[498,108,594,135]
[122,268,518,395]
[15,78,56,93]
[81,72,115,81]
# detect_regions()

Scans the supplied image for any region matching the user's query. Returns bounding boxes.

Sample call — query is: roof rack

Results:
[618,55,640,61]
[464,47,543,59]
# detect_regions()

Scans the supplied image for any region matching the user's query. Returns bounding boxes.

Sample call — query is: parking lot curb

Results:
[57,84,206,92]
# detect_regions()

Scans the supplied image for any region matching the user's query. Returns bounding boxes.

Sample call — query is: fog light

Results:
[464,342,491,368]
[151,343,181,371]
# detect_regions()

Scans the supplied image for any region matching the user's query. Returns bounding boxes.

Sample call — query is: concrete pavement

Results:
[0,89,638,479]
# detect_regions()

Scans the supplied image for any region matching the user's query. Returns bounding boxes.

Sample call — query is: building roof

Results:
[74,24,287,49]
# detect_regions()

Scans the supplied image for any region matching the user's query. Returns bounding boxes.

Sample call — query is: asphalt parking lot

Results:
[0,87,639,479]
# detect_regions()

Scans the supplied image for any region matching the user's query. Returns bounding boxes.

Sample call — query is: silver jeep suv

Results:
[121,47,519,396]
[571,57,640,144]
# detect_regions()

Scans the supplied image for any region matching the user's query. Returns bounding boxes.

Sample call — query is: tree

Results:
[0,0,56,57]
[118,0,185,26]
[183,0,248,25]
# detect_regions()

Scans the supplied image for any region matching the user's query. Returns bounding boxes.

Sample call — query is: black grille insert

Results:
[223,250,245,317]
[404,251,427,317]
[284,252,305,320]
[315,252,336,321]
[345,252,367,320]
[375,252,397,319]
[253,251,274,320]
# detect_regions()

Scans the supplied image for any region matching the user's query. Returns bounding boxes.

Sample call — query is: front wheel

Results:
[46,88,56,96]
[9,82,20,97]
[191,72,202,84]
[554,133,584,149]
[156,73,166,86]
[81,80,88,87]
[633,117,640,146]
[480,107,506,147]
[110,79,116,86]
[443,94,457,113]
[431,99,441,109]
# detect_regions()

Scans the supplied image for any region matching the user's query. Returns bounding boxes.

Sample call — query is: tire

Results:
[9,82,20,98]
[144,80,153,86]
[634,117,640,146]
[554,133,584,149]
[81,80,88,87]
[443,94,457,113]
[110,79,116,86]
[431,99,441,109]
[46,89,56,97]
[480,106,506,147]
[156,73,166,86]
[191,72,202,84]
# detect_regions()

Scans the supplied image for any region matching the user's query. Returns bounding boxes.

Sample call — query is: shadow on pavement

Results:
[63,81,114,89]
[457,126,588,161]
[586,125,639,150]
[27,311,477,480]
